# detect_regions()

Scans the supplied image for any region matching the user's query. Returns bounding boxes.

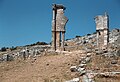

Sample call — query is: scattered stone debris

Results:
[65,77,80,82]
[0,15,119,82]
[111,60,117,64]
[70,66,77,72]
[79,64,86,68]
[0,45,51,62]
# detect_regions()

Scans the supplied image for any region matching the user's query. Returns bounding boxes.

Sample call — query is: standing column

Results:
[96,31,99,48]
[56,32,61,50]
[104,29,108,47]
[52,5,56,51]
[52,31,56,50]
[51,4,68,51]
[103,12,109,48]
[94,13,109,49]
[61,32,65,51]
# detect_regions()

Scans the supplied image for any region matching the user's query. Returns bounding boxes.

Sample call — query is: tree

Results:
[10,46,17,51]
[0,47,7,52]
[75,35,81,38]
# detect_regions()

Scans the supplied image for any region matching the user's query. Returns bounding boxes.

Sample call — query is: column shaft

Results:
[61,32,65,50]
[52,31,56,50]
[56,32,61,49]
[96,31,99,48]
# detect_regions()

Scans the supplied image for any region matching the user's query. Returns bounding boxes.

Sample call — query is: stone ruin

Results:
[51,4,68,51]
[51,4,110,51]
[94,12,109,49]
[1,5,118,63]
[0,45,50,62]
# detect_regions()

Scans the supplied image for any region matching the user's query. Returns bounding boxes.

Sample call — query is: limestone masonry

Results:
[94,12,109,49]
[51,4,68,51]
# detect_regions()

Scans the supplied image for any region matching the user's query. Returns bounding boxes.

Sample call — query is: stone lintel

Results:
[52,4,66,10]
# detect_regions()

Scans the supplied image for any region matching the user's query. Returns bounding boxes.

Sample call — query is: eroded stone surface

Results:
[94,12,109,49]
[52,4,68,51]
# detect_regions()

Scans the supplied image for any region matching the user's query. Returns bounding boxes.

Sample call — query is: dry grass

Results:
[0,53,83,82]
[94,75,120,82]
[86,53,120,82]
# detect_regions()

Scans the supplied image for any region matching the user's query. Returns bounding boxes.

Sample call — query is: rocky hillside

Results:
[65,28,120,47]
[65,28,120,52]
[0,28,119,62]
[0,28,120,82]
[0,43,51,62]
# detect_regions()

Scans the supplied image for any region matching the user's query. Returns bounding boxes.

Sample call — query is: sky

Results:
[0,0,120,48]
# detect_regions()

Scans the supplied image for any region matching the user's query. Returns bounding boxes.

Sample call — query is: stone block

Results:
[70,66,77,72]
[65,77,80,82]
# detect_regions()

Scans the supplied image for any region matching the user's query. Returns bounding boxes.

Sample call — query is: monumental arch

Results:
[51,4,68,51]
[94,12,109,49]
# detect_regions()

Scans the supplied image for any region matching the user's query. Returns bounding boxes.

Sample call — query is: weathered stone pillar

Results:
[51,4,68,51]
[52,4,56,51]
[52,31,56,50]
[96,31,99,48]
[61,32,65,50]
[104,29,108,46]
[103,13,109,48]
[56,31,61,49]
[94,12,109,49]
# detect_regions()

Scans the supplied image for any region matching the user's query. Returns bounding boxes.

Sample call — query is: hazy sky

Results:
[0,0,120,47]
